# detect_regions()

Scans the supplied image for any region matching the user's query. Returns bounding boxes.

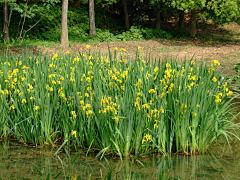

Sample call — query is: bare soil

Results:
[4,21,240,77]
[36,38,240,77]
[37,21,240,77]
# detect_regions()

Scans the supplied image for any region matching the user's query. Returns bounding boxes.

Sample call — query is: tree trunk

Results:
[3,1,9,43]
[179,10,184,29]
[190,9,197,37]
[160,8,166,21]
[122,0,129,30]
[61,0,69,48]
[156,9,161,29]
[89,0,96,36]
[18,0,28,42]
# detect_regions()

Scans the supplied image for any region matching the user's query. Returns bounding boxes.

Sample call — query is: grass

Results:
[149,48,174,54]
[0,39,59,49]
[224,52,240,61]
[197,34,240,42]
[0,47,239,158]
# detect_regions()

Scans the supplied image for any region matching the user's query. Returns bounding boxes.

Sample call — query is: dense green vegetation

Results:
[0,0,240,160]
[0,3,185,44]
[0,0,239,45]
[0,48,239,157]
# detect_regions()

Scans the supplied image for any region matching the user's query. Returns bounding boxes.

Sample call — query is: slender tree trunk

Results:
[89,0,96,36]
[122,0,129,30]
[160,8,166,21]
[18,0,28,42]
[3,1,9,43]
[179,10,184,29]
[61,0,69,47]
[17,17,22,37]
[156,9,161,29]
[190,9,197,37]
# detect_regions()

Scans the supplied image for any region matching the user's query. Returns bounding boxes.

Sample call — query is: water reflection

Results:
[0,140,240,179]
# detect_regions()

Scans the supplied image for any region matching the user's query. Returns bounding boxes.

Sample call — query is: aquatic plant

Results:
[0,47,239,157]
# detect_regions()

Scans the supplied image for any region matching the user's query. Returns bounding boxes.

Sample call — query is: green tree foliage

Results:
[1,0,240,43]
[168,0,240,36]
[206,0,240,23]
[170,0,206,12]
[0,0,60,42]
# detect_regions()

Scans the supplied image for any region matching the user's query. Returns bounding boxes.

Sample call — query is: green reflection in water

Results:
[0,140,240,179]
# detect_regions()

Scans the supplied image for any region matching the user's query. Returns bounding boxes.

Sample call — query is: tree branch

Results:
[22,4,61,41]
[18,0,28,42]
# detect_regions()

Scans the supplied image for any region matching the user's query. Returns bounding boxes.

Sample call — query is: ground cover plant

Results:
[0,47,239,158]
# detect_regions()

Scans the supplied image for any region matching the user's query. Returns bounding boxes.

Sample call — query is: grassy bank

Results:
[0,47,239,157]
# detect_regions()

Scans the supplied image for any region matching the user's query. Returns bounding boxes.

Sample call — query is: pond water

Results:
[1,136,240,180]
[2,100,240,179]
